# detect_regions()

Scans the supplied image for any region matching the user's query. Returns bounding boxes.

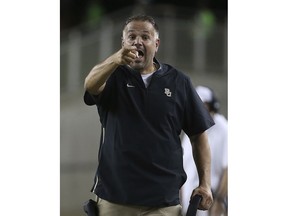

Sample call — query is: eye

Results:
[128,35,135,40]
[142,35,149,40]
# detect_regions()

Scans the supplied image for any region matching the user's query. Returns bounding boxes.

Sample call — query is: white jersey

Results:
[180,113,228,215]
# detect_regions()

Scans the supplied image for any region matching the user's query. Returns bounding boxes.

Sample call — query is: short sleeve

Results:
[84,91,97,106]
[182,78,215,137]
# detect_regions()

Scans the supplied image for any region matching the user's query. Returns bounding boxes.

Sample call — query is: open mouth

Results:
[136,50,144,58]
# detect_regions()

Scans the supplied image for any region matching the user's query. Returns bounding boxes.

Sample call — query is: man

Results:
[84,15,214,216]
[180,86,228,216]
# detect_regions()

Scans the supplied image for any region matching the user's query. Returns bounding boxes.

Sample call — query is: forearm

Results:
[190,132,211,189]
[84,45,138,95]
[189,132,213,210]
[84,53,120,95]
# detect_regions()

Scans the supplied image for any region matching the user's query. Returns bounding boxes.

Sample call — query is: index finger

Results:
[122,45,137,53]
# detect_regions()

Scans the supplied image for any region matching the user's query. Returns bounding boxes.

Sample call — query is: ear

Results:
[121,37,124,47]
[155,38,160,53]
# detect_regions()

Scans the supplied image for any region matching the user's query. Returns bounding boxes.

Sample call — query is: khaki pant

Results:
[97,198,182,216]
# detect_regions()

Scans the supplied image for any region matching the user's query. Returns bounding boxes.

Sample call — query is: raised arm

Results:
[190,131,213,210]
[84,45,138,95]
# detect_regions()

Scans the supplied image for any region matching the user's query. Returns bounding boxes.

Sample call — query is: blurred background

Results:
[60,0,227,216]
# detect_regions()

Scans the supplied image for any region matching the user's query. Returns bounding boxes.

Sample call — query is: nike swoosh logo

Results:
[127,84,135,88]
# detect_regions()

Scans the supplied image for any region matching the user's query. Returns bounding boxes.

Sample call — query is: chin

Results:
[131,63,144,71]
[131,67,142,72]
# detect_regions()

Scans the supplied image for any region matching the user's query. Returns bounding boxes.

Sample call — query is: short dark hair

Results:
[123,14,159,36]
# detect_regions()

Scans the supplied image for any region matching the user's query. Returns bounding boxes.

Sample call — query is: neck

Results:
[141,62,158,75]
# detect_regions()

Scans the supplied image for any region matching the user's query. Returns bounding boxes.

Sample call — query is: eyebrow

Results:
[127,30,151,34]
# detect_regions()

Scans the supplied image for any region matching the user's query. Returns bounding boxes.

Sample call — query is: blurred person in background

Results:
[83,14,215,216]
[180,85,228,216]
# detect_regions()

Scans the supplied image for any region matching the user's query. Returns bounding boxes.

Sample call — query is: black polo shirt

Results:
[84,60,214,207]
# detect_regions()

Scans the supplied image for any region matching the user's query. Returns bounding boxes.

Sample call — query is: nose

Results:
[133,36,143,46]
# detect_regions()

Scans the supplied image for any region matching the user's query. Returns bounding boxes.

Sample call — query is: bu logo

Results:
[164,88,172,97]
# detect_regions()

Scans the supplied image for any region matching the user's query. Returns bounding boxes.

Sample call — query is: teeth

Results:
[137,50,144,57]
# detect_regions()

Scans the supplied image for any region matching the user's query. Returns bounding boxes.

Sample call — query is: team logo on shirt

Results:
[126,83,135,88]
[164,88,172,97]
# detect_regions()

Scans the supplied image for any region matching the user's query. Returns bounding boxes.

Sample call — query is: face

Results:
[122,21,160,72]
